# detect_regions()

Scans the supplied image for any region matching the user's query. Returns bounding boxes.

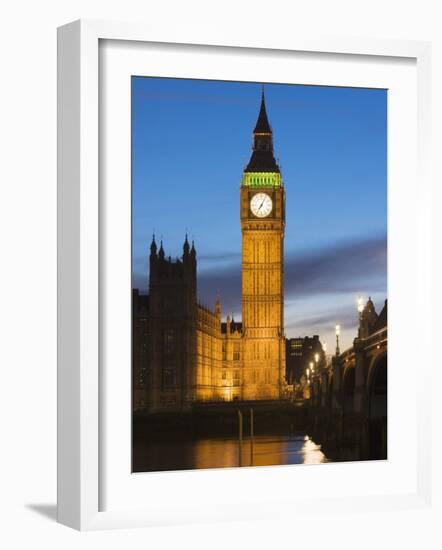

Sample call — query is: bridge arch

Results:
[319,375,328,407]
[366,351,387,459]
[342,364,356,414]
[313,377,321,407]
[327,374,333,408]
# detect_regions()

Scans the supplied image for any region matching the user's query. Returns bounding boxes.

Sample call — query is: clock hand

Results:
[258,199,265,210]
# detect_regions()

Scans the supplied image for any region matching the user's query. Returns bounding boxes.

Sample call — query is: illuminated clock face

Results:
[250,193,273,218]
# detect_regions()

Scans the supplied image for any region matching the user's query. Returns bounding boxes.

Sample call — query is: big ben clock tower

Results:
[241,89,286,400]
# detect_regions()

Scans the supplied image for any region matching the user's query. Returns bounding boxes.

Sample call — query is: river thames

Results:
[133,434,328,472]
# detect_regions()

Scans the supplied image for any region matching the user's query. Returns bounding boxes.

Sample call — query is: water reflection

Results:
[301,436,327,465]
[133,434,327,472]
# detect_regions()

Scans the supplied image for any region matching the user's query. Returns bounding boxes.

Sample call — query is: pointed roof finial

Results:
[254,84,271,134]
[215,294,221,316]
[150,232,157,254]
[183,232,190,255]
[244,86,279,173]
[158,239,165,259]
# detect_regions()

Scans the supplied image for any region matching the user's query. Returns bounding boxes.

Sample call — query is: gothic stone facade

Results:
[133,92,287,411]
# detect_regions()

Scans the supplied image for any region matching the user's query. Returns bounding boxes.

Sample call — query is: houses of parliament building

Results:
[133,91,288,411]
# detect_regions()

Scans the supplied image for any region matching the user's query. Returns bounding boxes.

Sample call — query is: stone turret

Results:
[226,314,231,334]
[215,297,221,320]
[158,240,165,261]
[150,234,157,256]
[359,297,379,338]
[183,234,190,259]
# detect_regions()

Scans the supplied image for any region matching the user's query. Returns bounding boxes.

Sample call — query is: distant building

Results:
[285,335,325,386]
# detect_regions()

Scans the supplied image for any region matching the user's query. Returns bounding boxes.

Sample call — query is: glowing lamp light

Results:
[314,353,319,363]
[323,343,327,353]
[335,323,341,357]
[357,296,364,314]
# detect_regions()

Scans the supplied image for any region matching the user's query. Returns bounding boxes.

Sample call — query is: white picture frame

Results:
[57,19,433,531]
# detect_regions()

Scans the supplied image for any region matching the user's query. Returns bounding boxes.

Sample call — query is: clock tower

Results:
[240,89,286,400]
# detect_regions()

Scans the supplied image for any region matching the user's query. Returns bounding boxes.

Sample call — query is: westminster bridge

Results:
[308,299,388,461]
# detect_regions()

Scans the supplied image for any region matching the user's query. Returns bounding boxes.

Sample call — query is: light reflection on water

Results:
[134,434,327,472]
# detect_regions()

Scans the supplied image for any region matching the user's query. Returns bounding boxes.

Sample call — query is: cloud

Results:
[132,234,387,344]
[197,234,386,308]
[197,251,241,263]
[285,235,386,296]
[197,265,242,313]
[284,308,357,333]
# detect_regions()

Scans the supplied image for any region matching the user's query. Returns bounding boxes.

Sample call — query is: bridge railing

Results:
[338,326,388,363]
[361,326,388,351]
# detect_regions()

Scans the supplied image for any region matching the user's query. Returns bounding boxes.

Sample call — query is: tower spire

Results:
[158,240,165,260]
[150,233,157,255]
[244,87,280,174]
[254,85,272,134]
[183,232,190,257]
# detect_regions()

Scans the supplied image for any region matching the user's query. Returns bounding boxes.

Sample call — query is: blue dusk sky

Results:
[132,77,387,352]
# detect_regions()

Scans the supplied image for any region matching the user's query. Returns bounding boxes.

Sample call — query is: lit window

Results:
[233,370,240,386]
[163,367,176,388]
[233,342,240,361]
[164,329,175,355]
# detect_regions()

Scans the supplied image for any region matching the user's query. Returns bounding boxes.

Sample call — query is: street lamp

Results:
[357,296,364,338]
[335,323,341,356]
[309,360,314,374]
